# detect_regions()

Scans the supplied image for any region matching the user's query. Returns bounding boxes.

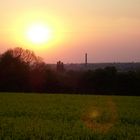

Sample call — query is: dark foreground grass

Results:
[0,93,139,140]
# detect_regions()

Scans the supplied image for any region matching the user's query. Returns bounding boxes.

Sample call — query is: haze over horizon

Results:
[1,0,140,63]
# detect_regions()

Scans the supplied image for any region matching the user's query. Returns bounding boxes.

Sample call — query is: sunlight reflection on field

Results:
[82,97,118,134]
[90,110,100,119]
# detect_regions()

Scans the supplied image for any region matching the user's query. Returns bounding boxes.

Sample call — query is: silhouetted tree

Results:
[0,49,30,91]
[0,47,140,95]
[8,47,42,65]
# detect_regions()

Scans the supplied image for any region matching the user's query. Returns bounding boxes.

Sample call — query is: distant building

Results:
[56,61,64,72]
[85,53,87,66]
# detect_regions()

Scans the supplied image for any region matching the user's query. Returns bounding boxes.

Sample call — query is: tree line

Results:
[0,47,140,95]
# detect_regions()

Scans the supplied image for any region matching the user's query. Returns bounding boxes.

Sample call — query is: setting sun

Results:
[26,23,52,44]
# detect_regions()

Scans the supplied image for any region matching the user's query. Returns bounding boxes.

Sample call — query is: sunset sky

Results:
[1,0,140,63]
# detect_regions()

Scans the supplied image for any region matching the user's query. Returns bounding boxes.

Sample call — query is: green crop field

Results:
[0,93,139,140]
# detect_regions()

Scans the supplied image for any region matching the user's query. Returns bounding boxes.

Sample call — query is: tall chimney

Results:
[85,53,87,66]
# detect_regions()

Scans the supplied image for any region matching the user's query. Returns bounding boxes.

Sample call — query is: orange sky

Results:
[1,0,140,63]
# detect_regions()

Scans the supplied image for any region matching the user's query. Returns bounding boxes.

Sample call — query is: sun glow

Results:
[26,23,52,44]
[8,11,68,52]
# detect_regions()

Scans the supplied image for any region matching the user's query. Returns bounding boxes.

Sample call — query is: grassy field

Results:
[0,93,139,140]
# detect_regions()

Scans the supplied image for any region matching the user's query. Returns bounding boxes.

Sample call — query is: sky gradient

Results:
[1,0,140,63]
